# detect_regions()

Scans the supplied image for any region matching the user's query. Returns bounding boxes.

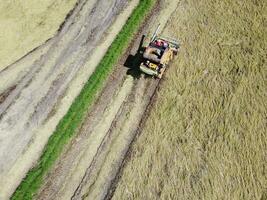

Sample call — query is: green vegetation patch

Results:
[12,0,156,199]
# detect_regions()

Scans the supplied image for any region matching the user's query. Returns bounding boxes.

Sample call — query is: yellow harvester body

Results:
[140,25,180,78]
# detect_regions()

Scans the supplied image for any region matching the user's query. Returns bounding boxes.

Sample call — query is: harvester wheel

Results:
[173,49,178,55]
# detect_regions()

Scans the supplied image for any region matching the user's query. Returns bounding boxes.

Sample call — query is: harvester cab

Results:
[139,25,180,78]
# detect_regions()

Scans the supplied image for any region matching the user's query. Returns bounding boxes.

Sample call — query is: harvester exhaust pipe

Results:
[138,34,146,52]
[151,24,161,42]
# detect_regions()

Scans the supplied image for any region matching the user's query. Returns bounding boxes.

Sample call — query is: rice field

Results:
[113,0,267,199]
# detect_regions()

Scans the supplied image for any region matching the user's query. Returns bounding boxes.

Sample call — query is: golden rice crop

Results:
[113,0,267,199]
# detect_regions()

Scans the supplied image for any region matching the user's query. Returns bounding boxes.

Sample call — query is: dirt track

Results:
[0,0,179,199]
[36,1,180,199]
[0,0,136,199]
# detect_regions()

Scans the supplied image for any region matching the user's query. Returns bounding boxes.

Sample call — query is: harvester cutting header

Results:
[139,25,180,78]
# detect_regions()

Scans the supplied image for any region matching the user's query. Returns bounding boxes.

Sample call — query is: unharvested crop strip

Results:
[11,0,156,199]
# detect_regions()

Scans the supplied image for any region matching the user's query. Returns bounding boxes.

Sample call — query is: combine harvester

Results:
[139,25,180,78]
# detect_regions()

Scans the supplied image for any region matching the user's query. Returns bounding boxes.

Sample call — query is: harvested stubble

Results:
[0,0,77,70]
[113,0,267,199]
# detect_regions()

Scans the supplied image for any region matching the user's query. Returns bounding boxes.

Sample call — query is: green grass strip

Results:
[11,0,155,199]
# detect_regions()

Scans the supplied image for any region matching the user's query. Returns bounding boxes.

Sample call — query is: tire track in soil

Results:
[0,0,132,199]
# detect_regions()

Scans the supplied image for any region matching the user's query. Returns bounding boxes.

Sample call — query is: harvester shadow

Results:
[124,53,143,79]
[123,35,150,79]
